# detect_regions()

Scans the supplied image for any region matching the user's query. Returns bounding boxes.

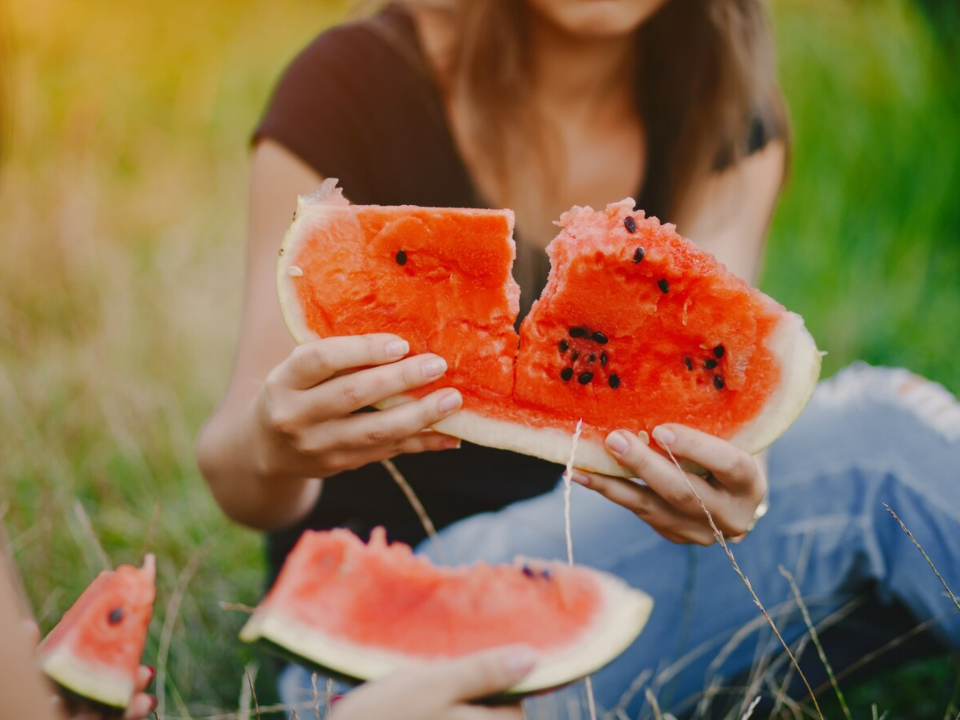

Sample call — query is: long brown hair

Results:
[389,0,789,223]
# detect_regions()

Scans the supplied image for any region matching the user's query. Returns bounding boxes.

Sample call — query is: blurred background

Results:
[1,0,957,717]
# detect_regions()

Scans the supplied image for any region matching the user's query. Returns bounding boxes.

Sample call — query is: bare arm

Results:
[681,140,787,284]
[197,140,463,531]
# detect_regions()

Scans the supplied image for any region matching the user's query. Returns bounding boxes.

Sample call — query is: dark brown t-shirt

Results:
[254,4,773,583]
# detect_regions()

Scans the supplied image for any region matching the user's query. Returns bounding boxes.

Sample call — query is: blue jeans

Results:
[279,364,960,717]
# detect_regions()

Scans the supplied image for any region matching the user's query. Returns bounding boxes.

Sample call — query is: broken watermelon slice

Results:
[277,180,821,477]
[239,528,653,695]
[38,555,156,710]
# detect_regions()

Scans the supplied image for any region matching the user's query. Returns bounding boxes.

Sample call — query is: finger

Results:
[604,430,724,516]
[322,388,463,451]
[446,704,526,720]
[134,665,155,693]
[280,334,412,390]
[436,645,538,703]
[321,430,461,474]
[572,473,717,545]
[653,424,761,495]
[21,618,41,645]
[123,692,156,720]
[123,693,156,720]
[306,352,451,417]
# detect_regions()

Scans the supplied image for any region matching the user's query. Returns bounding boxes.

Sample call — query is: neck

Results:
[525,10,637,121]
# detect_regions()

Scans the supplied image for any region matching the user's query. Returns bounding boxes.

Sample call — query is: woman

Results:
[197,0,960,715]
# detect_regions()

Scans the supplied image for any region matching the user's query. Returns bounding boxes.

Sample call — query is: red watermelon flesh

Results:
[278,181,821,476]
[239,528,653,694]
[38,555,156,709]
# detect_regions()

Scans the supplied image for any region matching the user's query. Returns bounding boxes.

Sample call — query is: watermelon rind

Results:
[239,566,653,697]
[40,651,132,710]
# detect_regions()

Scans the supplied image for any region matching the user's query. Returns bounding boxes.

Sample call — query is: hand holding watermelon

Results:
[572,424,768,544]
[251,333,463,479]
[327,645,536,720]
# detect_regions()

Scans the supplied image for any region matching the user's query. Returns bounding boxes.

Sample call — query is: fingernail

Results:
[385,339,409,358]
[637,430,650,446]
[606,431,629,455]
[653,426,676,447]
[438,390,462,413]
[503,645,538,676]
[570,471,591,487]
[422,357,447,378]
[147,665,156,685]
[442,438,461,450]
[150,695,158,711]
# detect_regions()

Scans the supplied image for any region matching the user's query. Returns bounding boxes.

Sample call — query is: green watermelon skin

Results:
[278,182,821,476]
[239,528,653,697]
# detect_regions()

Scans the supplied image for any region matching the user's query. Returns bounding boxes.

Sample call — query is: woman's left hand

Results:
[572,424,768,545]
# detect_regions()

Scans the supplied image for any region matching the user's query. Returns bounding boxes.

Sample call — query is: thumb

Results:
[438,645,539,702]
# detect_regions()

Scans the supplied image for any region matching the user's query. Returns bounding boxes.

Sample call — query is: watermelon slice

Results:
[38,555,156,710]
[239,528,653,695]
[277,180,821,477]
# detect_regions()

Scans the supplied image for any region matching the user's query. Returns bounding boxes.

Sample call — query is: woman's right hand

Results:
[253,333,463,480]
[328,645,537,720]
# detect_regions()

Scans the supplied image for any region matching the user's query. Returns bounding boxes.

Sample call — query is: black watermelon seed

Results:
[588,353,596,363]
[600,352,608,367]
[569,326,587,338]
[559,340,569,352]
[658,278,669,293]
[578,371,594,385]
[395,250,407,265]
[541,569,552,580]
[591,331,608,344]
[609,374,621,389]
[714,375,725,390]
[108,608,124,625]
[522,564,536,578]
[624,216,637,233]
[684,356,693,371]
[560,367,573,382]
[704,358,718,370]
[714,345,725,359]
[633,247,645,263]
[570,350,580,362]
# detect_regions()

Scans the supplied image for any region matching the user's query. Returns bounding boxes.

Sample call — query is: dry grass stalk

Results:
[884,503,960,614]
[658,443,826,720]
[245,667,262,720]
[778,566,851,720]
[380,459,448,564]
[71,498,111,571]
[740,695,762,720]
[158,544,211,720]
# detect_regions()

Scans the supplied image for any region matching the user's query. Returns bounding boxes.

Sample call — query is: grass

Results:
[0,0,957,717]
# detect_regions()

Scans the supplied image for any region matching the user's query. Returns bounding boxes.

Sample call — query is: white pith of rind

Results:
[726,312,822,452]
[277,189,822,477]
[276,196,333,347]
[240,569,653,694]
[40,648,132,709]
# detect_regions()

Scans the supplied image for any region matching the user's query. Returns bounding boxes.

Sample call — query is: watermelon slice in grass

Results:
[239,528,654,697]
[38,555,156,712]
[277,180,821,477]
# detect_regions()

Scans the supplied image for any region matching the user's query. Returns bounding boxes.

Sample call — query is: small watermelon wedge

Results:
[239,528,653,696]
[38,555,156,711]
[277,181,821,477]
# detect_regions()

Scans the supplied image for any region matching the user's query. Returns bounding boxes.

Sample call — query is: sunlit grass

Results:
[0,0,956,715]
